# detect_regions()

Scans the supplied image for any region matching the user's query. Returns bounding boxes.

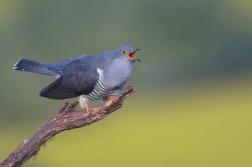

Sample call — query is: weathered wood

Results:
[0,86,135,167]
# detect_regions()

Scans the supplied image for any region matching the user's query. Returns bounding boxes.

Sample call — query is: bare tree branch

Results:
[0,86,136,167]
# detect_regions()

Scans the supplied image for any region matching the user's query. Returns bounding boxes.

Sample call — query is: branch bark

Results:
[0,86,135,167]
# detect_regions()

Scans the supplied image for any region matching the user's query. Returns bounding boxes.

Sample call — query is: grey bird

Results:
[13,45,141,111]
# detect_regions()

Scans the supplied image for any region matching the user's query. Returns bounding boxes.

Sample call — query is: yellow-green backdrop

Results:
[1,0,252,166]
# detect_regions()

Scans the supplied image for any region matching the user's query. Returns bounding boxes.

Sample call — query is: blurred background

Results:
[1,0,252,166]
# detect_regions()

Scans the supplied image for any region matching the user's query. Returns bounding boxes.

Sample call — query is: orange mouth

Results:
[128,51,141,62]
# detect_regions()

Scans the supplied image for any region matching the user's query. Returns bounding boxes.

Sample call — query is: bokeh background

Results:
[1,0,252,166]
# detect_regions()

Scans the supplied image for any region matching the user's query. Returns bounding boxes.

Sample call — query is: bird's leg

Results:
[108,97,117,102]
[85,103,91,113]
[79,96,91,113]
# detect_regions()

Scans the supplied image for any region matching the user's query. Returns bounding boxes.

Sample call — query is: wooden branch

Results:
[0,86,135,167]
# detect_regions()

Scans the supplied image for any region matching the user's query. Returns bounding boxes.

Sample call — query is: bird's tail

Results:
[13,59,60,78]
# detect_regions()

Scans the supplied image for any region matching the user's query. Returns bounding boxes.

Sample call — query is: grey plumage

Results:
[13,59,61,78]
[13,44,141,109]
[79,68,124,108]
[13,54,92,78]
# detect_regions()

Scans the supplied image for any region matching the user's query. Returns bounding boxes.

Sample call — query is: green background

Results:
[1,0,252,166]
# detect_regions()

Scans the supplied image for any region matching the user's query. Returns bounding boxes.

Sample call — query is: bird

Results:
[13,45,141,112]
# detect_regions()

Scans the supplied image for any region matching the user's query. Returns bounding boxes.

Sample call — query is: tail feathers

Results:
[40,77,77,99]
[13,59,60,78]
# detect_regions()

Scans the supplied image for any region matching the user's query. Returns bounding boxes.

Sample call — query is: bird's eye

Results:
[122,50,127,55]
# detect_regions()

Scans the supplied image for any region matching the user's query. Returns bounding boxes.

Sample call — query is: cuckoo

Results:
[13,45,141,112]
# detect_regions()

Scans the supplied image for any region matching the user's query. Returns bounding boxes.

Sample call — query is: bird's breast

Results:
[102,59,134,89]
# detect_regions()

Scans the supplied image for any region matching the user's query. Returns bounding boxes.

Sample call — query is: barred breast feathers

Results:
[79,68,124,109]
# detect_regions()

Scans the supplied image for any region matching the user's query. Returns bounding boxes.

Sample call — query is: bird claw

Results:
[85,103,91,114]
[108,97,117,102]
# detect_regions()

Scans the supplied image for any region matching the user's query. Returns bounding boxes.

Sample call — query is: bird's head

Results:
[115,44,141,62]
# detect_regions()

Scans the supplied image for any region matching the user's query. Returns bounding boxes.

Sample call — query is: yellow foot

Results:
[85,103,91,114]
[108,97,117,102]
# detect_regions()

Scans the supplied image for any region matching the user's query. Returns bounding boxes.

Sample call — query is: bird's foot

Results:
[85,103,91,114]
[108,97,117,102]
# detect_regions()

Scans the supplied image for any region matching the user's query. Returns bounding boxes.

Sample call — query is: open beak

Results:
[128,48,141,62]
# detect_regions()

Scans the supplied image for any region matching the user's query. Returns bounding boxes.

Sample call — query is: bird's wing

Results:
[40,56,99,99]
[50,54,91,76]
[39,76,77,99]
[62,57,99,94]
